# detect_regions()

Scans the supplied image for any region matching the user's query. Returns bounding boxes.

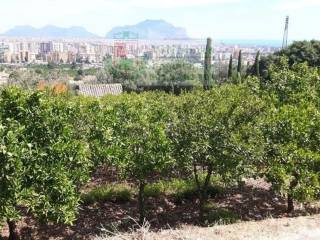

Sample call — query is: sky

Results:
[0,0,319,40]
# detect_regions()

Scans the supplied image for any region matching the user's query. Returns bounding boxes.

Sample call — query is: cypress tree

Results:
[237,50,242,75]
[228,54,233,79]
[254,51,260,77]
[204,38,212,90]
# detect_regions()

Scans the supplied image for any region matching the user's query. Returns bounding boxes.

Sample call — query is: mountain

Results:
[106,20,189,40]
[2,25,99,38]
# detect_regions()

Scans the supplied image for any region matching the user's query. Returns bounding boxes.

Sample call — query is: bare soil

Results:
[97,214,320,240]
[1,170,319,240]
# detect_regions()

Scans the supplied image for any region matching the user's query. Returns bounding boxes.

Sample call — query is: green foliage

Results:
[156,61,200,91]
[204,37,213,90]
[2,55,320,233]
[82,184,133,204]
[261,58,320,105]
[254,60,320,211]
[108,92,174,222]
[104,59,156,90]
[171,85,264,220]
[0,87,92,239]
[256,40,320,79]
[0,119,30,223]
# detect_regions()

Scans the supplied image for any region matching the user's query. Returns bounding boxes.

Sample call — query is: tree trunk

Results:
[199,194,205,222]
[138,181,146,225]
[7,220,19,240]
[287,194,294,213]
[193,164,213,223]
[287,177,298,213]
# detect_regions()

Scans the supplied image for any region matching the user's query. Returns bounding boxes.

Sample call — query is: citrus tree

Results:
[256,59,320,212]
[0,88,91,240]
[111,93,174,224]
[172,85,264,221]
[259,103,320,212]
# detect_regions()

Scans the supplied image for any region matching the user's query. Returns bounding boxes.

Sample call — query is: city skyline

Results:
[0,0,319,40]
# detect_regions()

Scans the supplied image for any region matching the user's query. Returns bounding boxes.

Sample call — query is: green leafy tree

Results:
[260,104,320,212]
[111,93,173,224]
[257,40,320,79]
[255,59,320,212]
[105,59,156,90]
[0,120,30,240]
[156,61,200,92]
[204,38,213,90]
[0,88,92,240]
[172,86,264,221]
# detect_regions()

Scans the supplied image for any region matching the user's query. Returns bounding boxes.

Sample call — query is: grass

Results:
[82,184,133,205]
[145,176,224,204]
[83,175,225,205]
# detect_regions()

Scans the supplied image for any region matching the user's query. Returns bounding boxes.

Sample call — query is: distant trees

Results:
[252,40,320,79]
[8,70,42,89]
[156,61,200,92]
[204,38,213,90]
[102,59,156,90]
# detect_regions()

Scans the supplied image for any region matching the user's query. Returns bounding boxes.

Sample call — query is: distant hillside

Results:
[106,20,189,40]
[2,25,99,38]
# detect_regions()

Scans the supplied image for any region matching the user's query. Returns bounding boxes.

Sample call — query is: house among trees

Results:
[77,83,123,97]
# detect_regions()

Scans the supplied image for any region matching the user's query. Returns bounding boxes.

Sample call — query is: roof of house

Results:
[77,84,123,97]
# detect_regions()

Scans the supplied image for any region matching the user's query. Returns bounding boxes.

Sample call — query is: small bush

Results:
[82,184,133,205]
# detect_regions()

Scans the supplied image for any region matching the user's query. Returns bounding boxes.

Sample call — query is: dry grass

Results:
[96,214,320,240]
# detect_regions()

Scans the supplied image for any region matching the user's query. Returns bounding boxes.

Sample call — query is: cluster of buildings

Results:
[0,38,280,66]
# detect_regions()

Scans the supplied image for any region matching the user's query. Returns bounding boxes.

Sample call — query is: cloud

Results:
[277,0,320,10]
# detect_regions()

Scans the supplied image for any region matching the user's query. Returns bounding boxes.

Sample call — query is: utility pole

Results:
[282,16,289,49]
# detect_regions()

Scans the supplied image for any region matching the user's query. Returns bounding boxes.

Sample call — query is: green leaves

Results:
[0,87,91,228]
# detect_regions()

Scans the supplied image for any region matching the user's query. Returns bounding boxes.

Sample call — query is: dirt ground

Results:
[1,173,319,240]
[97,214,320,240]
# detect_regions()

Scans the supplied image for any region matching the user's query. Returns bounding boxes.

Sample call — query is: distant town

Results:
[0,38,279,66]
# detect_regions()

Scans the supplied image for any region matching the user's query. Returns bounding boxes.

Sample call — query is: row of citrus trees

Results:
[1,58,320,239]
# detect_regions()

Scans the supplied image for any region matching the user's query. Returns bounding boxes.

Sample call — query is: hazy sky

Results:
[0,0,319,40]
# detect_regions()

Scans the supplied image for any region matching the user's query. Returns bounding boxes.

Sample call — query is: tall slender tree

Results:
[228,54,233,79]
[237,50,242,75]
[254,51,260,77]
[204,38,212,90]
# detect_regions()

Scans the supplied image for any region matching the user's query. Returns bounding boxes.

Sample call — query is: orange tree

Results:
[171,85,264,222]
[254,59,320,212]
[0,88,91,240]
[109,92,174,224]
